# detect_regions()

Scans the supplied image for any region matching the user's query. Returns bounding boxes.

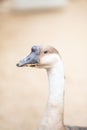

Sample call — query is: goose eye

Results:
[44,51,48,54]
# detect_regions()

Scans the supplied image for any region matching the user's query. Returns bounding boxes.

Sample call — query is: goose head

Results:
[16,45,61,69]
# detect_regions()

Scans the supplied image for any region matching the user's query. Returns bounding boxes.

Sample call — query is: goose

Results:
[17,45,87,130]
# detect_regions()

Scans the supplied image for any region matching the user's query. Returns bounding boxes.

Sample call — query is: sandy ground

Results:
[0,0,87,130]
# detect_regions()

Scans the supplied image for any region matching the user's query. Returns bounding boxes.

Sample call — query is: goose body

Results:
[17,45,87,130]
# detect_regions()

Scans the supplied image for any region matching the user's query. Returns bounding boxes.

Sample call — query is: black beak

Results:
[16,52,39,67]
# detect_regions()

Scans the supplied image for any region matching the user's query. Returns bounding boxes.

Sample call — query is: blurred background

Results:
[0,0,87,130]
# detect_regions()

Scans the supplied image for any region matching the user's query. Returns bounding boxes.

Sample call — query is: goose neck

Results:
[47,61,64,105]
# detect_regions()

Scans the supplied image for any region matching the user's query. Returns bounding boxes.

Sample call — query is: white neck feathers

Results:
[38,56,65,130]
[47,59,64,105]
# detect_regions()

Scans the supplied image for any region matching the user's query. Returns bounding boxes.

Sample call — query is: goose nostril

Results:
[27,57,30,61]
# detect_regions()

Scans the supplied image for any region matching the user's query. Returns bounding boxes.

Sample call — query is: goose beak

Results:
[16,52,39,67]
